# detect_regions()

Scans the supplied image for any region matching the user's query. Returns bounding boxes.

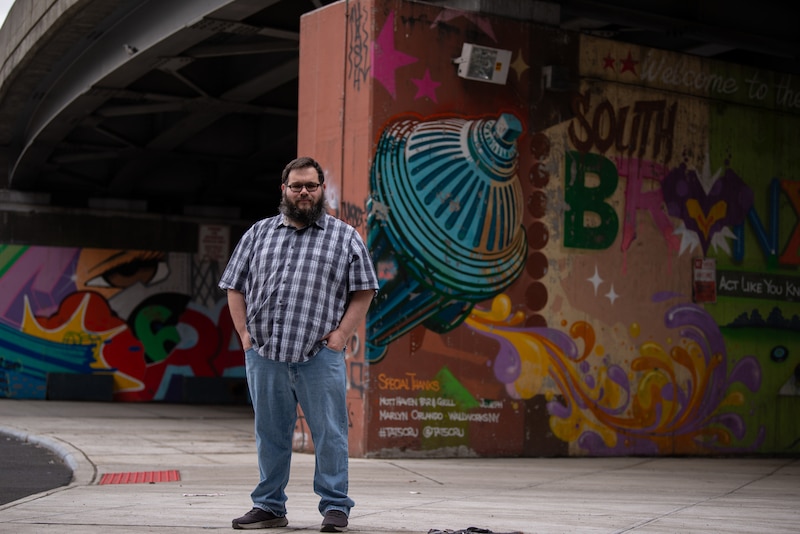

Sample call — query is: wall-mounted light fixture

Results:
[453,43,511,85]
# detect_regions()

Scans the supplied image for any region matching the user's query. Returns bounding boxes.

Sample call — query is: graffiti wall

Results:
[299,0,800,457]
[4,0,799,460]
[0,243,243,402]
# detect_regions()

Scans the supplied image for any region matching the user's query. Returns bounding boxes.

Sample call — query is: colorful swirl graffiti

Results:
[466,293,764,455]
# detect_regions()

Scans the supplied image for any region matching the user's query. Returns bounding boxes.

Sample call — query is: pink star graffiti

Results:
[411,69,441,102]
[373,11,418,98]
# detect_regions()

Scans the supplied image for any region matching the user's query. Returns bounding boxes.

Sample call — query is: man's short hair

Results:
[281,157,325,184]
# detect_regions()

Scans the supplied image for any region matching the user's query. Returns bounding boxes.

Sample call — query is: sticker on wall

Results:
[692,258,716,303]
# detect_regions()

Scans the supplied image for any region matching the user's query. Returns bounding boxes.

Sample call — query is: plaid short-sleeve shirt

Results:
[219,212,378,362]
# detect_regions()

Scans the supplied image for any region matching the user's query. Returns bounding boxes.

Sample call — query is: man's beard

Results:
[279,190,326,227]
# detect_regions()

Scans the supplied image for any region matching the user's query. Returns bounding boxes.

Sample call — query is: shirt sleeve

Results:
[218,227,254,292]
[348,230,379,294]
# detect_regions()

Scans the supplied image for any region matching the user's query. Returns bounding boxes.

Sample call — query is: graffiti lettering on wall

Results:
[639,52,800,111]
[379,409,500,423]
[373,368,504,444]
[564,152,800,265]
[569,92,676,161]
[347,3,370,90]
[564,151,620,250]
[377,372,440,392]
[732,178,800,266]
[717,271,800,303]
[339,200,368,234]
[564,95,800,266]
[639,55,738,96]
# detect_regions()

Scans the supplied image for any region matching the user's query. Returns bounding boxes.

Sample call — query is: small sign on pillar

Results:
[693,258,716,303]
[198,224,230,264]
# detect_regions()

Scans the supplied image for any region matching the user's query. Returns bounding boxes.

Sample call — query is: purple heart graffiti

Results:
[662,163,754,254]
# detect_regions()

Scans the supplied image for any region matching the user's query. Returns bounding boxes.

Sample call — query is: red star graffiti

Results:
[620,51,638,74]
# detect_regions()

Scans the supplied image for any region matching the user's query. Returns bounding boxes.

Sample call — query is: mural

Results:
[355,1,799,457]
[0,245,242,401]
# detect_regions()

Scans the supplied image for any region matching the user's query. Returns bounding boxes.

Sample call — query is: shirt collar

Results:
[278,212,327,230]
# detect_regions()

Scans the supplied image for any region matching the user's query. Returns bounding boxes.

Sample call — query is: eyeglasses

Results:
[286,182,321,193]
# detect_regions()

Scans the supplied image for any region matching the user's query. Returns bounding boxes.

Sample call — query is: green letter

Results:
[564,151,619,249]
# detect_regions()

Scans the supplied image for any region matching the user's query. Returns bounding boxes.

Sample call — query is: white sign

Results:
[198,224,229,263]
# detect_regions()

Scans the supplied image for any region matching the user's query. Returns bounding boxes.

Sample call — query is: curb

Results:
[0,425,96,488]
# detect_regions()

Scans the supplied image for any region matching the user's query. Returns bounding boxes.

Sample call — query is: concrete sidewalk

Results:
[0,400,797,533]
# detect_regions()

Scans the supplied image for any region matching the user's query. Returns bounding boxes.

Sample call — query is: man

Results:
[219,157,378,532]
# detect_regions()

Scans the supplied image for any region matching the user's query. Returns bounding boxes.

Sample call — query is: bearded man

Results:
[219,156,378,532]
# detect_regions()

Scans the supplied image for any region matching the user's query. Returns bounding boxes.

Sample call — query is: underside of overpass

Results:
[0,0,797,224]
[0,0,340,222]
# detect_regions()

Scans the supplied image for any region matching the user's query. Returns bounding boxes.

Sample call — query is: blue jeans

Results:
[245,346,354,517]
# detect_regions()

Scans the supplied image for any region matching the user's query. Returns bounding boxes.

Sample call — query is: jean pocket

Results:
[318,345,345,356]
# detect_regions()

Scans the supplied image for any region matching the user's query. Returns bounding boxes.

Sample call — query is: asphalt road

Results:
[0,432,73,505]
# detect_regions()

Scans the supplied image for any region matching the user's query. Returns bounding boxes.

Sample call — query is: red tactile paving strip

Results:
[99,470,181,485]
